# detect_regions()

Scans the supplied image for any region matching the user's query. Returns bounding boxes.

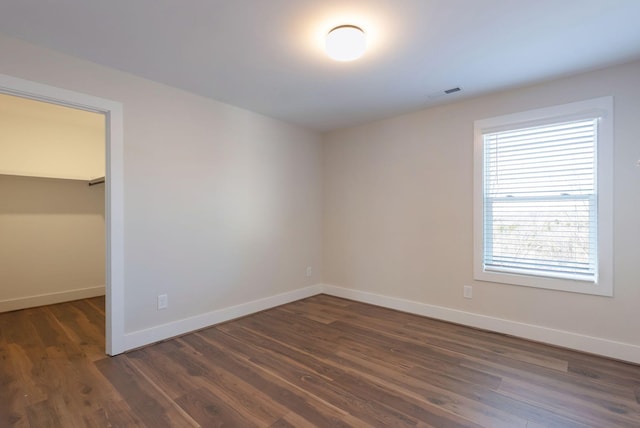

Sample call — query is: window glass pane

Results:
[486,197,594,276]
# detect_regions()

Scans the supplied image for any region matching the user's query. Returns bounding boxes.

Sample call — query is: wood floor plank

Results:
[90,399,145,427]
[404,321,570,372]
[0,323,28,427]
[407,364,590,428]
[10,302,121,427]
[269,411,320,427]
[268,417,296,427]
[567,359,640,391]
[47,301,104,362]
[70,299,105,333]
[127,340,287,425]
[451,321,640,385]
[333,342,570,428]
[85,296,106,318]
[179,333,365,427]
[465,354,640,421]
[94,355,197,428]
[25,400,62,428]
[499,376,640,427]
[26,309,62,348]
[227,319,519,427]
[331,310,636,415]
[175,387,258,427]
[205,327,420,426]
[124,341,198,400]
[328,348,526,428]
[6,342,49,406]
[213,315,499,427]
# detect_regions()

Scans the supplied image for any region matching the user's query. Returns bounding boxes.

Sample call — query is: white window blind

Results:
[482,119,598,282]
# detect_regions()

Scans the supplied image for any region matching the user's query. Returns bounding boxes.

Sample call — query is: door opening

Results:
[0,73,124,355]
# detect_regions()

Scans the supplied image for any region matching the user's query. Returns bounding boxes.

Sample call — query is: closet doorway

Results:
[0,74,124,355]
[0,93,106,313]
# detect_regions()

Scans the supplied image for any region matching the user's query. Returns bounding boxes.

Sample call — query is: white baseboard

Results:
[119,282,640,364]
[123,284,323,352]
[0,285,105,313]
[321,284,640,365]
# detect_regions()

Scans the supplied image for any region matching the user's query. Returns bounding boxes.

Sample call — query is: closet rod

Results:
[88,177,105,186]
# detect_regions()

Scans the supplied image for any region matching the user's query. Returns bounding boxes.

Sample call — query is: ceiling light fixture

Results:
[325,25,367,62]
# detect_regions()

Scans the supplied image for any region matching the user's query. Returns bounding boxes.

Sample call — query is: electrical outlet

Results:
[306,266,313,278]
[463,285,473,299]
[158,294,168,310]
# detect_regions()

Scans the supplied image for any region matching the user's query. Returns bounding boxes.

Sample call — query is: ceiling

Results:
[1,0,639,132]
[0,93,105,180]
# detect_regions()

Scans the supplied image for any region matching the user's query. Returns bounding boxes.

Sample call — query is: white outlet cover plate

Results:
[158,294,168,309]
[463,286,473,299]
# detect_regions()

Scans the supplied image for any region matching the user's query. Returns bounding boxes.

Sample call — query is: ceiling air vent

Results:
[427,86,463,99]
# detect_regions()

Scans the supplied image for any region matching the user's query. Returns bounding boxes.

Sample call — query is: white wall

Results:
[323,60,640,350]
[0,174,105,311]
[0,35,323,336]
[0,93,105,180]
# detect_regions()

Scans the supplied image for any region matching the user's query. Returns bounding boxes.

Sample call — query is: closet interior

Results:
[0,93,106,312]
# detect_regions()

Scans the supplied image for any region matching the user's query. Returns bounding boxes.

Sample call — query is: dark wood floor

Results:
[1,295,639,427]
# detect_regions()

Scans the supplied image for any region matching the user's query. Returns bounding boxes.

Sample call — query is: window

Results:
[474,97,613,296]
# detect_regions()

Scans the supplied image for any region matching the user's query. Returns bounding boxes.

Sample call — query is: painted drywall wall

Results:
[0,93,105,180]
[0,35,323,334]
[323,60,640,348]
[0,174,105,311]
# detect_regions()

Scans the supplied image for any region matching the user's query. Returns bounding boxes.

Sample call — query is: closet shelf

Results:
[88,177,105,186]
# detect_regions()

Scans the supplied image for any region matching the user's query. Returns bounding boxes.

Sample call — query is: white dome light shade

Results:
[326,25,367,61]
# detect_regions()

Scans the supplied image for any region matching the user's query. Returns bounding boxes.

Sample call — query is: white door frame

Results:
[0,74,125,355]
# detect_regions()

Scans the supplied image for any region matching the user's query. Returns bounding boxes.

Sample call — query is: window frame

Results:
[473,97,613,296]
